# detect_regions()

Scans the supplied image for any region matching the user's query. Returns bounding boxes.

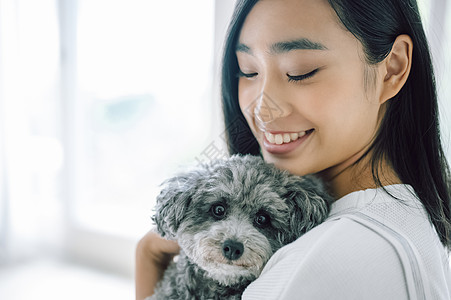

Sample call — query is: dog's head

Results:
[152,154,331,286]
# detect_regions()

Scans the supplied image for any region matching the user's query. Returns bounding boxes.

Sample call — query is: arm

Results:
[135,231,180,300]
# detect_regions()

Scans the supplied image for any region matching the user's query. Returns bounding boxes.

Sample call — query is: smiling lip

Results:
[262,130,313,154]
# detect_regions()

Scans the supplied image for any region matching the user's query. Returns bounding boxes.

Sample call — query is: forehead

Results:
[238,0,354,54]
[201,184,282,203]
[192,164,288,212]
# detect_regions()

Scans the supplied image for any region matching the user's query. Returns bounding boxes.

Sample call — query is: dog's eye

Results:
[255,212,271,228]
[211,204,226,219]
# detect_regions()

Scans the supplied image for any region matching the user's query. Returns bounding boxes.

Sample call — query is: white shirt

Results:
[243,184,451,300]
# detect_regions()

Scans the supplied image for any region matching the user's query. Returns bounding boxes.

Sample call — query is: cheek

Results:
[238,79,260,131]
[303,69,380,133]
[310,98,381,165]
[238,79,258,114]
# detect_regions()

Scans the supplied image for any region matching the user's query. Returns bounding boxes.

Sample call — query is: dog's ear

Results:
[152,169,205,239]
[282,175,332,242]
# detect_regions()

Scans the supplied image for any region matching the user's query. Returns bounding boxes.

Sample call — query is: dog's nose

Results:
[222,240,244,260]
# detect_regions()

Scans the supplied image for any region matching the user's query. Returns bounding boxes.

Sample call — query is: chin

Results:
[261,152,308,176]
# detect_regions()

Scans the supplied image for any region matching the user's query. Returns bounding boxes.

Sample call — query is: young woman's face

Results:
[236,0,385,178]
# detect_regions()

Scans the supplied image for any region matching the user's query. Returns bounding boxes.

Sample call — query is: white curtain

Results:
[0,0,63,264]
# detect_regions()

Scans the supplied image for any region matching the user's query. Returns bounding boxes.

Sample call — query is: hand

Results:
[135,230,180,300]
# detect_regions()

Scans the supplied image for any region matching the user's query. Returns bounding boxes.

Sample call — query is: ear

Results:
[283,175,332,242]
[152,169,204,239]
[379,34,413,104]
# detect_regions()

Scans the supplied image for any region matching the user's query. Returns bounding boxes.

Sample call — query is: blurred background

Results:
[0,0,449,299]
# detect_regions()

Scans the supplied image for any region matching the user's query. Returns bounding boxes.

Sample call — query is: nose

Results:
[222,239,244,261]
[252,91,292,129]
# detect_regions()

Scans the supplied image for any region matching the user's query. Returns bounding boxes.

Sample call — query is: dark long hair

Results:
[220,0,451,248]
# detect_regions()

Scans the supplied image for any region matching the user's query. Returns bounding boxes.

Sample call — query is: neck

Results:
[317,149,401,200]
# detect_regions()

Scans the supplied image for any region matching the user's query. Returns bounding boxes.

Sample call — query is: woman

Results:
[136,0,451,299]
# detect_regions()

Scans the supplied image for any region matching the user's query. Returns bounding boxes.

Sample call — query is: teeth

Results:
[265,132,275,143]
[283,133,291,143]
[265,130,311,145]
[275,134,283,145]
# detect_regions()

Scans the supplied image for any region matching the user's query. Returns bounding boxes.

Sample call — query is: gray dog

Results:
[149,154,332,300]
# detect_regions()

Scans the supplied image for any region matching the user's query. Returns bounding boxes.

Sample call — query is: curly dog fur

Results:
[149,154,332,299]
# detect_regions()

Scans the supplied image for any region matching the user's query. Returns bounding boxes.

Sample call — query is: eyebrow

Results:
[236,38,327,55]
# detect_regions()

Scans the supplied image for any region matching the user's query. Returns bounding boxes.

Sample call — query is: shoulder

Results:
[243,217,409,300]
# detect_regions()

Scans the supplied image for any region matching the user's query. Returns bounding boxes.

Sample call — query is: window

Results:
[71,1,216,238]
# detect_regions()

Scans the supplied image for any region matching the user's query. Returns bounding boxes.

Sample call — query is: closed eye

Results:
[287,68,319,83]
[236,70,258,79]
